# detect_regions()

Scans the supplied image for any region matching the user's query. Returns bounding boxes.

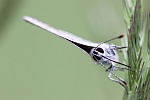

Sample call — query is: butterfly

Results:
[23,16,129,90]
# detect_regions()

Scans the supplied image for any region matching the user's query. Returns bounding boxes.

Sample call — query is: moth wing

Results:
[23,16,98,47]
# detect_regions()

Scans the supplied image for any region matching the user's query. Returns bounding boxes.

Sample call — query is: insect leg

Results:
[110,45,127,52]
[108,68,123,84]
[113,66,129,71]
[102,65,126,85]
[109,72,128,93]
[111,45,127,49]
[105,65,128,92]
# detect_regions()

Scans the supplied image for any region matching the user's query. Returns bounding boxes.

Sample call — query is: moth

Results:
[23,16,129,90]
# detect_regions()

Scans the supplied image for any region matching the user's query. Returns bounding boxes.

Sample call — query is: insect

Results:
[23,16,129,90]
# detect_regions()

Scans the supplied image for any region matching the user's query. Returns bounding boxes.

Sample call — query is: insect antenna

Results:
[94,34,124,50]
[101,55,130,68]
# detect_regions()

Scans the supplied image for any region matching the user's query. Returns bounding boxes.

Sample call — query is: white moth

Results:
[23,16,129,89]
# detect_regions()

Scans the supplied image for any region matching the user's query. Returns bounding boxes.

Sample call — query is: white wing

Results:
[23,16,99,47]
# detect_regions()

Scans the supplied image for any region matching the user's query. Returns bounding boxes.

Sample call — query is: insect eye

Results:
[96,48,104,53]
[95,55,101,60]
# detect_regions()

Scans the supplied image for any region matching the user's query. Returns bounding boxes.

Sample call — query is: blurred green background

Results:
[0,0,150,100]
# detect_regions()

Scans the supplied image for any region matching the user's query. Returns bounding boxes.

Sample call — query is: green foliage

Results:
[123,0,150,99]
